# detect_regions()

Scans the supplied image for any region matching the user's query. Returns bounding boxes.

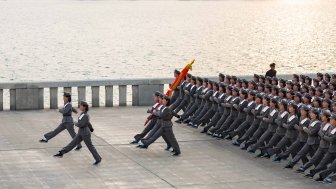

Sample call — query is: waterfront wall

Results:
[0,74,315,111]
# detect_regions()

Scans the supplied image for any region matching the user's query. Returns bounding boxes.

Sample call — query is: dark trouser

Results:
[319,159,336,179]
[190,103,205,120]
[134,118,157,142]
[44,122,82,148]
[162,127,180,153]
[247,125,267,145]
[203,111,222,132]
[209,112,230,133]
[141,125,172,148]
[194,108,215,125]
[280,139,307,159]
[225,118,245,133]
[310,152,336,176]
[229,118,253,138]
[261,133,284,154]
[192,106,210,123]
[216,115,237,133]
[239,119,261,142]
[170,98,182,111]
[302,148,328,170]
[60,133,101,161]
[267,136,296,156]
[170,91,179,105]
[174,99,189,114]
[290,143,318,165]
[181,102,199,120]
[250,130,274,150]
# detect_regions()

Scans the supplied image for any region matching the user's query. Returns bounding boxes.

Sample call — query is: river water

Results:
[0,0,335,83]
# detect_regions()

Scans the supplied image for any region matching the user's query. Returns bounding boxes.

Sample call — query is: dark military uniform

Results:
[179,85,203,121]
[202,92,227,133]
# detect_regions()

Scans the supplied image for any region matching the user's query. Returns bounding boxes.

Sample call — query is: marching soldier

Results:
[305,113,336,179]
[170,69,181,104]
[53,101,102,165]
[40,92,82,150]
[130,91,162,144]
[296,110,331,173]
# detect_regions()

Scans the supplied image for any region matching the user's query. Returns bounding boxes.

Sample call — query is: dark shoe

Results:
[295,167,305,173]
[247,147,256,153]
[182,119,190,124]
[262,153,271,159]
[93,159,102,165]
[136,145,148,149]
[224,135,233,140]
[188,122,193,126]
[39,139,48,143]
[272,156,282,162]
[304,173,314,178]
[200,123,206,127]
[53,151,63,157]
[314,176,323,182]
[232,140,241,146]
[172,152,181,156]
[192,123,200,128]
[175,119,182,124]
[75,146,82,151]
[200,130,206,133]
[323,177,333,184]
[165,146,172,151]
[130,140,138,144]
[284,162,294,169]
[255,153,264,158]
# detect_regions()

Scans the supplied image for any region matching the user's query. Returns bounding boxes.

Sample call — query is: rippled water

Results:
[0,0,335,82]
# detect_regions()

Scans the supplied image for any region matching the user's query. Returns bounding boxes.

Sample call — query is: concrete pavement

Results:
[0,107,334,189]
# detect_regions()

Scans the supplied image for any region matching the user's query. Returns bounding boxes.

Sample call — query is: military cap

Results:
[191,76,197,82]
[323,98,332,105]
[279,99,288,106]
[237,78,242,83]
[219,73,225,78]
[313,96,322,103]
[293,82,301,87]
[249,90,257,96]
[279,78,286,84]
[310,108,320,115]
[272,85,280,91]
[309,86,316,92]
[227,85,233,91]
[325,73,331,78]
[295,91,302,98]
[197,77,203,82]
[256,93,263,99]
[265,84,272,89]
[159,93,165,98]
[304,93,312,100]
[63,92,71,97]
[254,74,260,79]
[258,83,265,88]
[288,102,298,109]
[250,80,257,85]
[301,105,310,112]
[330,113,336,120]
[293,74,299,79]
[241,89,248,95]
[232,76,237,80]
[208,80,213,85]
[300,74,306,79]
[272,77,279,81]
[316,87,323,93]
[154,91,162,96]
[232,87,240,93]
[322,110,331,118]
[286,80,294,86]
[242,79,248,83]
[174,69,181,75]
[263,94,271,101]
[204,78,209,83]
[271,97,278,104]
[305,76,312,81]
[80,101,89,106]
[325,89,333,96]
[270,63,276,67]
[280,88,287,94]
[226,75,232,80]
[287,90,295,96]
[186,73,192,78]
[213,81,219,88]
[259,75,265,80]
[220,82,226,88]
[321,80,328,85]
[313,78,319,83]
[301,84,309,90]
[163,95,171,101]
[332,74,336,79]
[317,72,323,77]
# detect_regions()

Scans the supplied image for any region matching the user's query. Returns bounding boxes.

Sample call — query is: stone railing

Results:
[0,74,316,111]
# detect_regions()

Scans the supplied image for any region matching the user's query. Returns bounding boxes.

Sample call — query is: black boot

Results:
[93,158,102,165]
[53,151,63,157]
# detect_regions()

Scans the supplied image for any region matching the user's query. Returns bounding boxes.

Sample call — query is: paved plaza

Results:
[0,107,334,189]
